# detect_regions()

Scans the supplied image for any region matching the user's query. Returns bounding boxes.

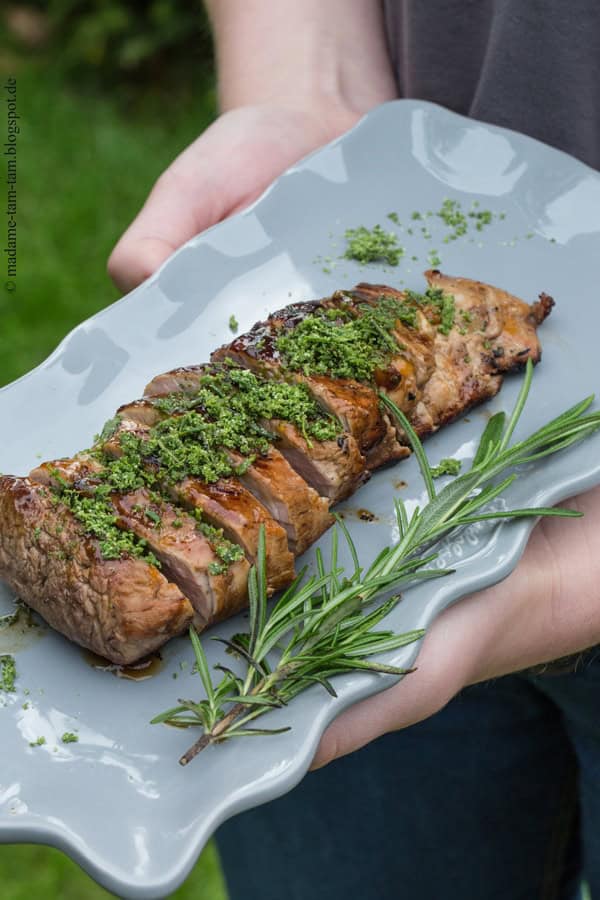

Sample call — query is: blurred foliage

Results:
[0,60,216,386]
[0,841,227,900]
[2,1,213,88]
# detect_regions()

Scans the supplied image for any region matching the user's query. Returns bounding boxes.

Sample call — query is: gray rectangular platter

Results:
[1,100,600,899]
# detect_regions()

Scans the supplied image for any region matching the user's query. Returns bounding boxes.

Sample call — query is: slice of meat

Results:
[29,462,251,629]
[0,476,193,665]
[295,373,408,469]
[171,475,295,592]
[227,448,333,556]
[211,320,408,469]
[97,413,295,592]
[262,419,369,502]
[101,414,151,458]
[109,489,250,627]
[144,366,211,398]
[142,367,368,502]
[30,454,105,484]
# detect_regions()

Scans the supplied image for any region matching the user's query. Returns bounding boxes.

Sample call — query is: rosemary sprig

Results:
[152,361,600,764]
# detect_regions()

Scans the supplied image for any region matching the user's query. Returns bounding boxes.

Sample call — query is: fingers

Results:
[107,109,278,293]
[107,237,175,294]
[311,490,600,770]
[309,590,487,770]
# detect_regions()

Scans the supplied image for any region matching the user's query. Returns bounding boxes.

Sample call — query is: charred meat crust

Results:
[0,476,193,665]
[404,270,551,438]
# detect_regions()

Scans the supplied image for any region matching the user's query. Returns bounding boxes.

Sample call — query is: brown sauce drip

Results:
[83,650,164,681]
[0,601,44,653]
[339,508,379,523]
[393,480,408,490]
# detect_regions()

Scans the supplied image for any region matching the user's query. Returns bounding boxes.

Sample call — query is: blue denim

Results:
[216,647,600,900]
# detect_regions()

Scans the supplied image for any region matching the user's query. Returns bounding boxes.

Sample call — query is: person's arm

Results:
[206,0,396,113]
[312,485,600,768]
[108,1,397,291]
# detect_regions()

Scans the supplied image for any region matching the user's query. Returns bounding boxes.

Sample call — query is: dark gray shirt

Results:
[383,0,600,169]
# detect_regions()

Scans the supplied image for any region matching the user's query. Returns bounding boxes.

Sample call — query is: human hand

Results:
[107,103,361,293]
[311,486,600,768]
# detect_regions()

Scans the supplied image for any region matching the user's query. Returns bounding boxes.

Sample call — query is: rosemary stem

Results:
[180,662,298,764]
[179,700,247,765]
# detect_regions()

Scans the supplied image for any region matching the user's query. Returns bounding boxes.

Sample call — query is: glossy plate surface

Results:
[1,100,600,898]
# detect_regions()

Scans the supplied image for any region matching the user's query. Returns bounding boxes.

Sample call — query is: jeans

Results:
[216,647,600,900]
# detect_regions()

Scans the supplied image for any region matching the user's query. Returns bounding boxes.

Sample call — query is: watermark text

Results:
[4,76,18,293]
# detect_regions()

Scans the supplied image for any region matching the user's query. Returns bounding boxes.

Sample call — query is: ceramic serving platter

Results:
[1,100,600,898]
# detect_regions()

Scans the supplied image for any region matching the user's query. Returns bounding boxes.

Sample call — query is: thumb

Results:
[107,104,359,293]
[107,131,231,293]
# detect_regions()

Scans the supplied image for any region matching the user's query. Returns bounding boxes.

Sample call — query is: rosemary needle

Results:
[152,361,600,765]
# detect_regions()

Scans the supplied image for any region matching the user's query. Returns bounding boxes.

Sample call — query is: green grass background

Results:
[0,60,227,900]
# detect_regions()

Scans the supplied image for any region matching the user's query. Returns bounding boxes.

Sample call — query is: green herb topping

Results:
[51,466,243,575]
[430,458,462,478]
[49,363,339,573]
[276,296,416,382]
[405,287,456,335]
[344,225,404,266]
[276,290,456,382]
[437,198,468,240]
[0,654,16,692]
[228,314,239,333]
[117,410,268,486]
[96,415,122,443]
[61,732,79,744]
[190,511,245,574]
[153,365,339,445]
[51,480,161,569]
[436,198,501,243]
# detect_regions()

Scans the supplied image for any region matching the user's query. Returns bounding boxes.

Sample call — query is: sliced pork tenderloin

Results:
[171,475,295,592]
[100,413,297,589]
[30,460,251,629]
[141,367,368,502]
[110,401,332,555]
